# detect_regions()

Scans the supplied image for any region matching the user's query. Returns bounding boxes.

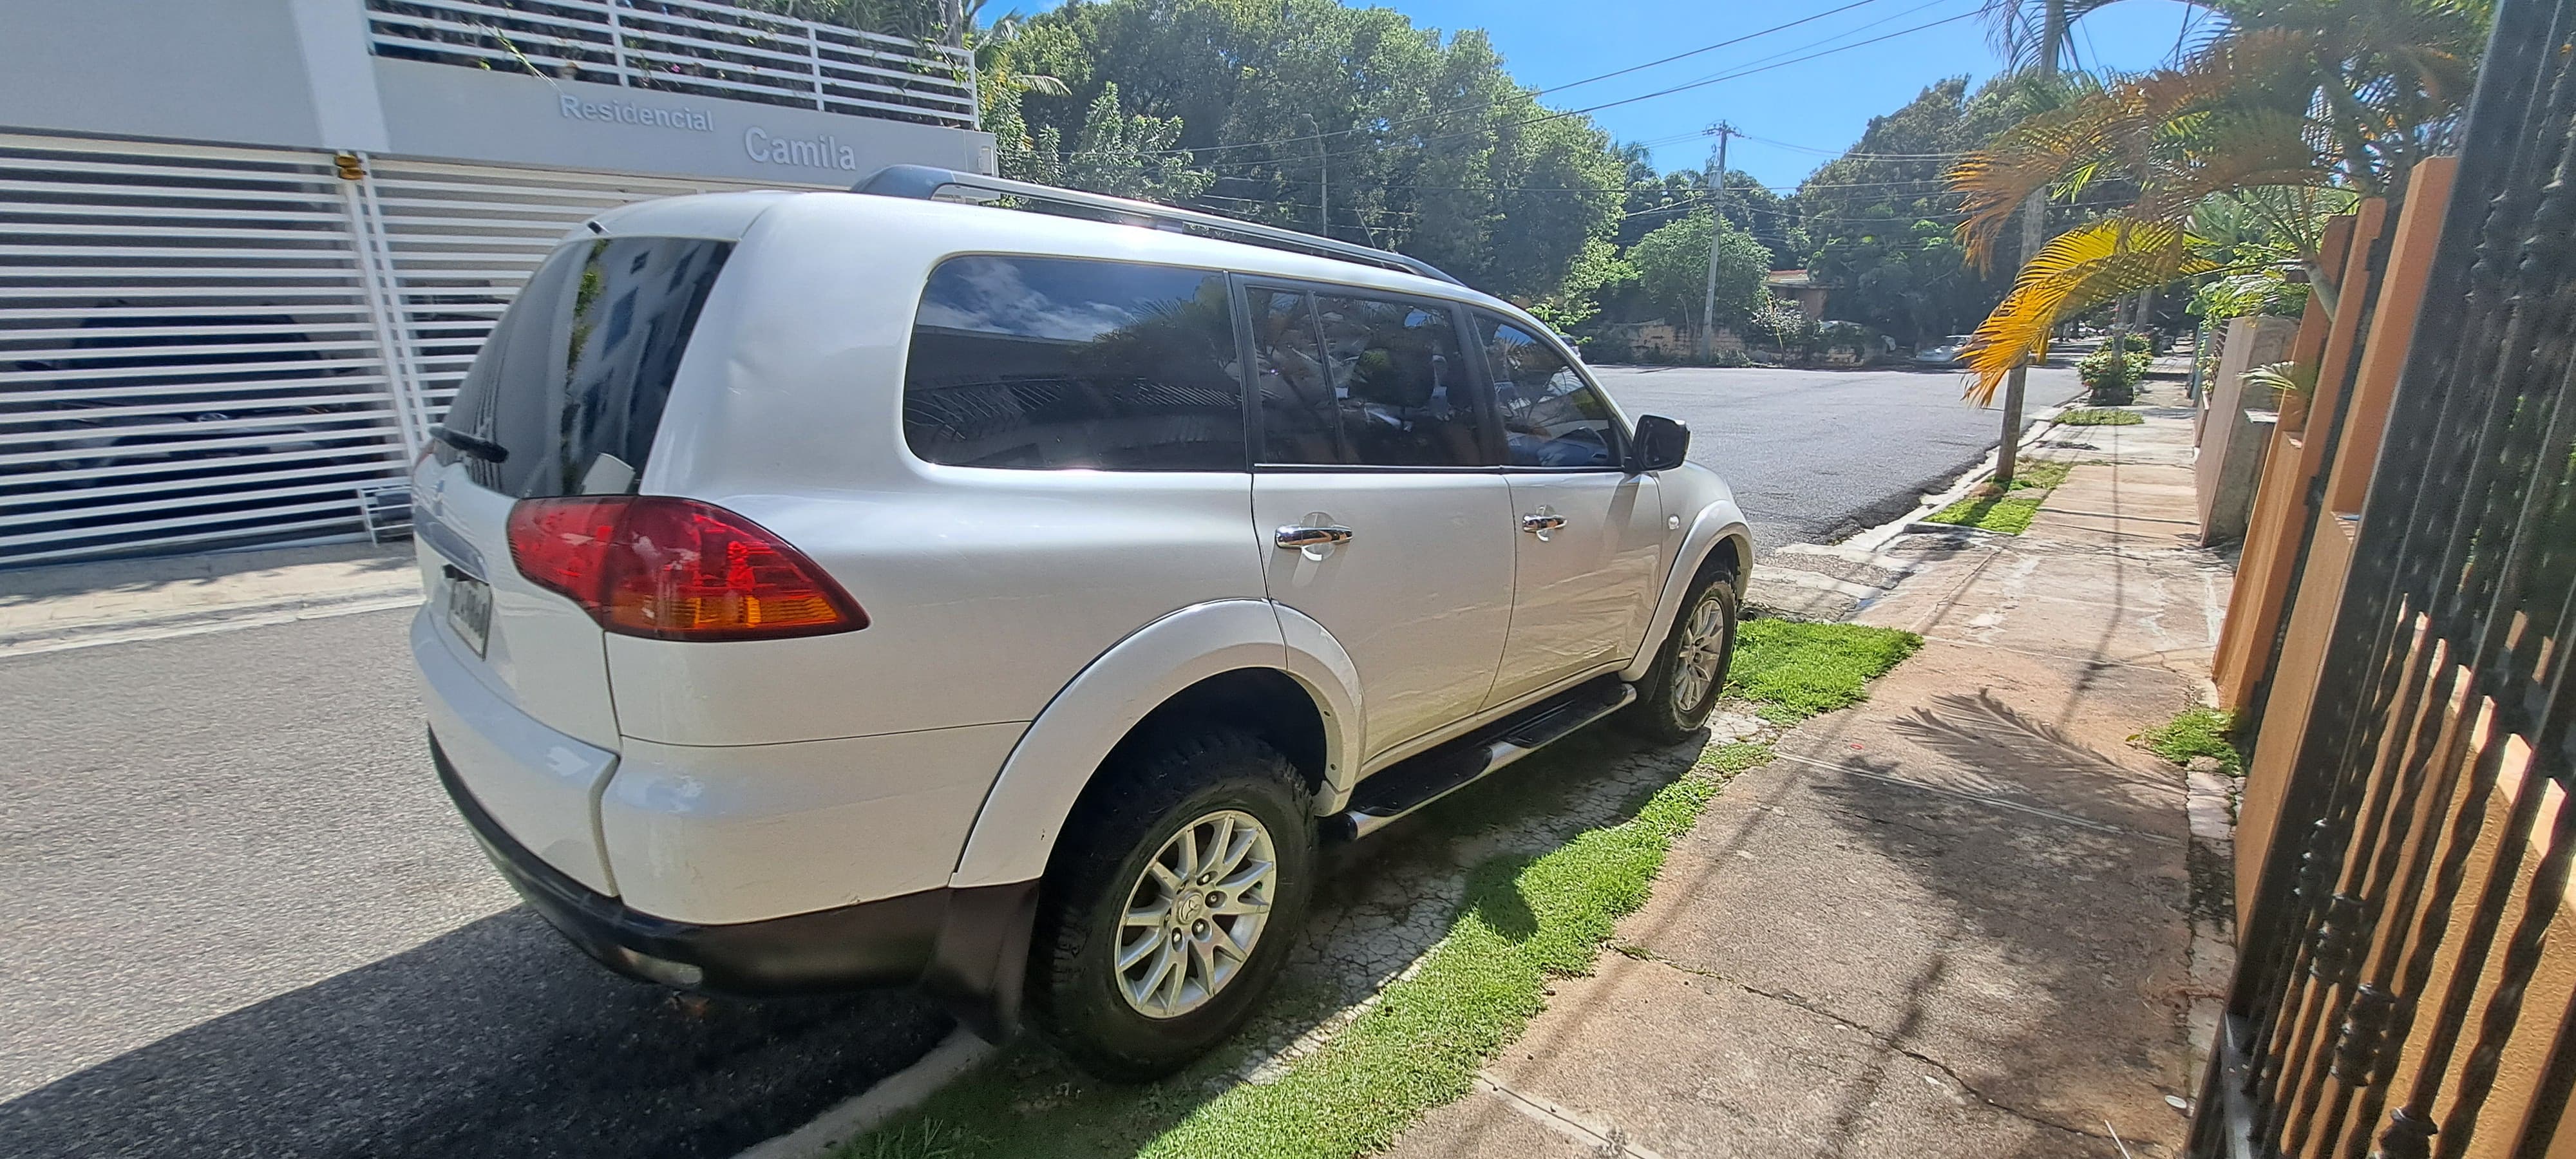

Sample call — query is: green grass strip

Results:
[1918,461,2070,534]
[1725,619,1924,724]
[2058,408,2145,426]
[1920,494,2045,534]
[2138,706,2246,777]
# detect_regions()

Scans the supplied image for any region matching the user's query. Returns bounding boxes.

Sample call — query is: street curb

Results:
[1841,404,2073,554]
[730,1030,995,1159]
[0,585,422,659]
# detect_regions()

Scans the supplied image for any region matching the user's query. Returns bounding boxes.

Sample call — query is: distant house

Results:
[1766,270,1832,319]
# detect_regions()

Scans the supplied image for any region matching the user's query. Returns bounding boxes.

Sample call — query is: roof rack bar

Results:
[851,164,1464,287]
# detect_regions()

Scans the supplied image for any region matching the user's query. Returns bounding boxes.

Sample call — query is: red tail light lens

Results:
[506,496,866,640]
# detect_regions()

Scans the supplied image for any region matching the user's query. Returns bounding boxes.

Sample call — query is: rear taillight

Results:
[506,496,866,641]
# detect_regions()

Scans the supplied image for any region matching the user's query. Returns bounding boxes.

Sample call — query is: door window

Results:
[1255,289,1484,467]
[1475,314,1625,469]
[903,256,1244,470]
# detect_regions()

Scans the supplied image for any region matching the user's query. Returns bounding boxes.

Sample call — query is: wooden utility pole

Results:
[1699,122,1736,363]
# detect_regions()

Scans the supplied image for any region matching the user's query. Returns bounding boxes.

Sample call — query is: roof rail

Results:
[851,164,1464,287]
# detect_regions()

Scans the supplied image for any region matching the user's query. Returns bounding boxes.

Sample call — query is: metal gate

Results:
[2195,0,2576,1154]
[0,133,819,569]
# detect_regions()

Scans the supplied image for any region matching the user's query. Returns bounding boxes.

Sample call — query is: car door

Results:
[1474,312,1669,710]
[1243,281,1515,762]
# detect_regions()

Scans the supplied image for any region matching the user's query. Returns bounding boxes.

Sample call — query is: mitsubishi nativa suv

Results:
[411,165,1751,1079]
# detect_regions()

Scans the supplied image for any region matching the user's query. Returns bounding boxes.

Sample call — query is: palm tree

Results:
[1948,0,2490,402]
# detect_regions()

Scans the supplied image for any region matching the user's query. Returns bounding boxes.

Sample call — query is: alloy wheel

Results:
[1670,589,1730,716]
[1115,809,1278,1019]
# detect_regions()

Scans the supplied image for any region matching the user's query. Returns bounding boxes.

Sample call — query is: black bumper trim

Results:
[431,731,1035,1025]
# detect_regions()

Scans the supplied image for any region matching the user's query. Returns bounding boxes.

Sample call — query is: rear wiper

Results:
[432,426,509,463]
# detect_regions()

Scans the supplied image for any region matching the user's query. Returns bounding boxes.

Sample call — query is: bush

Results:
[2119,332,2154,355]
[2078,346,2150,404]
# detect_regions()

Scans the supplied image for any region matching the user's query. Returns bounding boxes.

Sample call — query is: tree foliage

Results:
[1625,214,1772,335]
[1949,0,2492,399]
[1799,77,2027,343]
[985,0,1625,300]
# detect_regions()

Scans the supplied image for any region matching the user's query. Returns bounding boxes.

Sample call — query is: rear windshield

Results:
[435,236,733,497]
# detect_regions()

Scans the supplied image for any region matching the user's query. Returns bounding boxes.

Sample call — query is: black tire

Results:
[1027,728,1315,1080]
[1621,565,1739,744]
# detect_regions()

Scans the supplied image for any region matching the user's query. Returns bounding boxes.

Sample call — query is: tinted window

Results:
[439,237,732,497]
[1256,290,1484,467]
[904,256,1244,470]
[1477,314,1624,468]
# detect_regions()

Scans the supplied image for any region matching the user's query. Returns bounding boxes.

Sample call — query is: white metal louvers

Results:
[0,134,415,568]
[0,135,826,569]
[354,156,819,434]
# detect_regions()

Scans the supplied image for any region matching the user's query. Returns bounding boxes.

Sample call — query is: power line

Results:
[999,1,1981,170]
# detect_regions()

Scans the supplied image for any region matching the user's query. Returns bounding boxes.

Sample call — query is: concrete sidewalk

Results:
[0,541,420,657]
[1391,412,2236,1158]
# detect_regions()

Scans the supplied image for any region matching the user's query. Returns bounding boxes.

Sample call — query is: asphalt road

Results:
[1595,363,2084,557]
[0,364,2079,1158]
[0,608,951,1159]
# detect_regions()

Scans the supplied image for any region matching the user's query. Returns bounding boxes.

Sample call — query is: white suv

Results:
[410,167,1750,1079]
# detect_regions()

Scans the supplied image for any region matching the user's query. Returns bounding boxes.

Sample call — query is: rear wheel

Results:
[1622,567,1739,744]
[1028,728,1314,1080]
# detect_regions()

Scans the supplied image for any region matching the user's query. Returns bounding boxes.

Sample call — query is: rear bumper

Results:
[433,734,1037,1028]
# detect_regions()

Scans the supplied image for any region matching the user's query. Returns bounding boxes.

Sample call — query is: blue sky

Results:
[1389,0,2207,189]
[1013,0,2208,191]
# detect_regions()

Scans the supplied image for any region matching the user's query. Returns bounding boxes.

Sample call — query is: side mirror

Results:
[1629,414,1690,473]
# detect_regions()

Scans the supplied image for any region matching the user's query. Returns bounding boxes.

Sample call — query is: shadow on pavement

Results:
[3,907,951,1159]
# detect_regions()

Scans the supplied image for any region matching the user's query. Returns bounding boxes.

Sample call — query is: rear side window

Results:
[904,256,1244,470]
[437,236,733,497]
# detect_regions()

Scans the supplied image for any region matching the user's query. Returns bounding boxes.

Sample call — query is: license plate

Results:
[445,570,493,657]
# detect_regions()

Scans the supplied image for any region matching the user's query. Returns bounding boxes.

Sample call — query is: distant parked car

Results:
[1914,334,1976,365]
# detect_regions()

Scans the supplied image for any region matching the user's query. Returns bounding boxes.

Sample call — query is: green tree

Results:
[983,0,1625,301]
[1625,214,1770,339]
[1797,77,2023,343]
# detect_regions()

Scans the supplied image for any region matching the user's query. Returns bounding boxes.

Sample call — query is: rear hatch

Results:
[413,234,733,894]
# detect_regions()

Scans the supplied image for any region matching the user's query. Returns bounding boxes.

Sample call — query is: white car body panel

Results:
[1620,470,1753,683]
[412,607,621,894]
[948,599,1356,889]
[1487,471,1668,708]
[601,722,1026,924]
[1251,471,1515,763]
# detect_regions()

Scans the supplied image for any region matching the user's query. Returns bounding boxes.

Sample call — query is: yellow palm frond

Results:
[1958,217,2217,404]
[1949,28,2318,269]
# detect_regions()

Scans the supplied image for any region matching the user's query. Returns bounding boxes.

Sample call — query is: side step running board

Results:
[1333,677,1636,841]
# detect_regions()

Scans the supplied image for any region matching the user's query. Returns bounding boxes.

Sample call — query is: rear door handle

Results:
[1275,524,1355,549]
[1520,511,1567,534]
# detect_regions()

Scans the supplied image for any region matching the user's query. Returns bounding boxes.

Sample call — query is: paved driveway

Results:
[1595,363,2085,556]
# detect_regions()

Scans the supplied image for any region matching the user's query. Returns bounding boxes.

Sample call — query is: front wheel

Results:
[1028,728,1314,1080]
[1621,567,1739,744]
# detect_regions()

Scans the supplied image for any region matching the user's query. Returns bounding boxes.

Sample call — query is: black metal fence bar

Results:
[2198,0,2576,1153]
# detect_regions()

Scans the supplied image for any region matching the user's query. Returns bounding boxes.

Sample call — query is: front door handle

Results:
[1275,524,1355,549]
[1520,511,1567,534]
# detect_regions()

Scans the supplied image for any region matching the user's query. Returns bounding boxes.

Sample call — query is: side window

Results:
[1249,288,1347,465]
[1476,314,1624,469]
[1255,289,1484,467]
[903,256,1244,470]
